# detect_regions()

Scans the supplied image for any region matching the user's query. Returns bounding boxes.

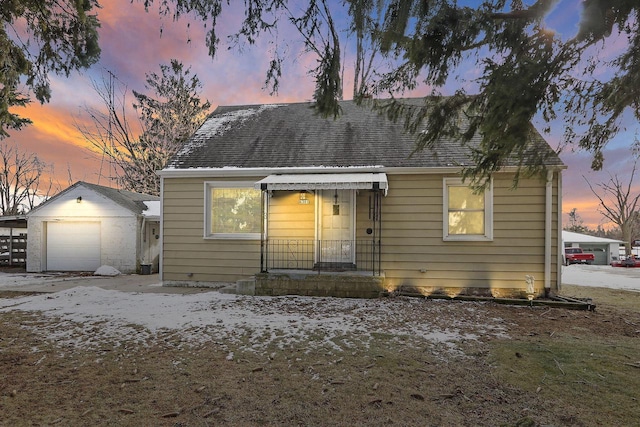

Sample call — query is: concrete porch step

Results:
[217,278,256,295]
[236,277,256,295]
[217,283,237,294]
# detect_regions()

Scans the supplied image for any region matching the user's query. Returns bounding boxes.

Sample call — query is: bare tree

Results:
[346,0,385,100]
[259,0,384,113]
[564,208,590,234]
[0,143,58,215]
[76,71,138,188]
[586,161,640,256]
[77,61,210,195]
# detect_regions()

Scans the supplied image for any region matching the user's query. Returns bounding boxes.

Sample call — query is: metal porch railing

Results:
[261,239,381,275]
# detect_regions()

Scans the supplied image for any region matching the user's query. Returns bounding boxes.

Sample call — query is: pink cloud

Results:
[561,146,640,229]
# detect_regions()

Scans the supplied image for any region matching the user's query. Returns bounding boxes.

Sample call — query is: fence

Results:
[0,234,27,267]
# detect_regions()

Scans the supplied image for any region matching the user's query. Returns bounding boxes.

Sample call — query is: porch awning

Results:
[255,173,388,195]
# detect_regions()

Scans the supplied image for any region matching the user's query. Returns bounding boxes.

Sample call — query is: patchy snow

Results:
[168,104,283,167]
[0,264,636,358]
[0,286,501,356]
[142,200,160,217]
[0,272,71,289]
[562,264,640,292]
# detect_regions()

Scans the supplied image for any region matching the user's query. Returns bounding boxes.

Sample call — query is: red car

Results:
[611,256,640,268]
[564,247,595,265]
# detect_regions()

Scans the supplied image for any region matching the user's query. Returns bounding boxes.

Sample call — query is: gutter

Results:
[138,216,146,269]
[159,176,164,280]
[157,165,568,179]
[545,170,553,296]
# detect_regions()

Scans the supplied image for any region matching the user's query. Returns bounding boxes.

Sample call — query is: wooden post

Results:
[8,226,13,266]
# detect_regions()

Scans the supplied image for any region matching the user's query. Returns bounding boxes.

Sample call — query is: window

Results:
[205,182,262,239]
[443,178,493,241]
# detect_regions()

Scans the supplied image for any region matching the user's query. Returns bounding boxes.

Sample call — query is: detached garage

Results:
[562,230,624,266]
[27,182,160,274]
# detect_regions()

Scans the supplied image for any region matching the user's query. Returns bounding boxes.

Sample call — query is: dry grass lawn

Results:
[0,285,639,426]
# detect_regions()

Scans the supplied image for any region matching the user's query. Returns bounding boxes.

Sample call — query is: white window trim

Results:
[443,177,493,242]
[204,181,261,240]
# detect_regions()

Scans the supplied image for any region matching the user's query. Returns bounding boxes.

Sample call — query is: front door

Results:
[318,189,355,265]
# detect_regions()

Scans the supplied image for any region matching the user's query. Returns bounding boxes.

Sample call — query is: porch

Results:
[256,173,387,278]
[253,173,387,297]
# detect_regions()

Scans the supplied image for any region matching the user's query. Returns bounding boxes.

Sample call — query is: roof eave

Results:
[158,164,566,178]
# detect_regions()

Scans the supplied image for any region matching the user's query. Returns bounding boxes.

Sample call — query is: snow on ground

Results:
[0,271,72,288]
[0,286,505,357]
[93,265,121,276]
[562,264,640,292]
[0,264,636,358]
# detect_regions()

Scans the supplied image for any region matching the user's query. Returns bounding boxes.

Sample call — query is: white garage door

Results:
[47,222,101,271]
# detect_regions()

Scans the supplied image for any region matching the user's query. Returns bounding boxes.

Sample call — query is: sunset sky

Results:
[6,0,639,229]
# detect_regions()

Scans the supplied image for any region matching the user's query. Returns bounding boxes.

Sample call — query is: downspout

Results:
[138,216,146,268]
[377,187,382,276]
[159,176,164,280]
[260,184,268,273]
[557,171,563,293]
[372,183,379,276]
[544,170,553,297]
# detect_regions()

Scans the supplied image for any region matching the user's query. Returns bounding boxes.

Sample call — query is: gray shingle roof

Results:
[79,182,159,214]
[167,98,564,170]
[27,182,160,217]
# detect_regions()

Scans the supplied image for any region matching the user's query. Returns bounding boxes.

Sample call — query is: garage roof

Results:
[563,231,624,244]
[28,182,159,217]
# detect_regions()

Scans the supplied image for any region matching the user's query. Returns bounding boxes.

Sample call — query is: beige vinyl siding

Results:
[381,173,558,293]
[265,191,316,269]
[162,177,262,283]
[163,172,561,293]
[354,190,380,269]
[355,190,379,239]
[267,191,315,240]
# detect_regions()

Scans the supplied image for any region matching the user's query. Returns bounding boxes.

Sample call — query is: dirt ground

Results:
[0,284,639,426]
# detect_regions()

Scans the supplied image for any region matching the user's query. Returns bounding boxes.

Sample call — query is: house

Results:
[562,230,624,265]
[27,181,160,274]
[158,99,566,298]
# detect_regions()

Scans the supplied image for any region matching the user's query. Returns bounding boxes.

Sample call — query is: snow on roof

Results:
[142,201,160,218]
[562,230,624,244]
[164,98,565,172]
[169,104,283,168]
